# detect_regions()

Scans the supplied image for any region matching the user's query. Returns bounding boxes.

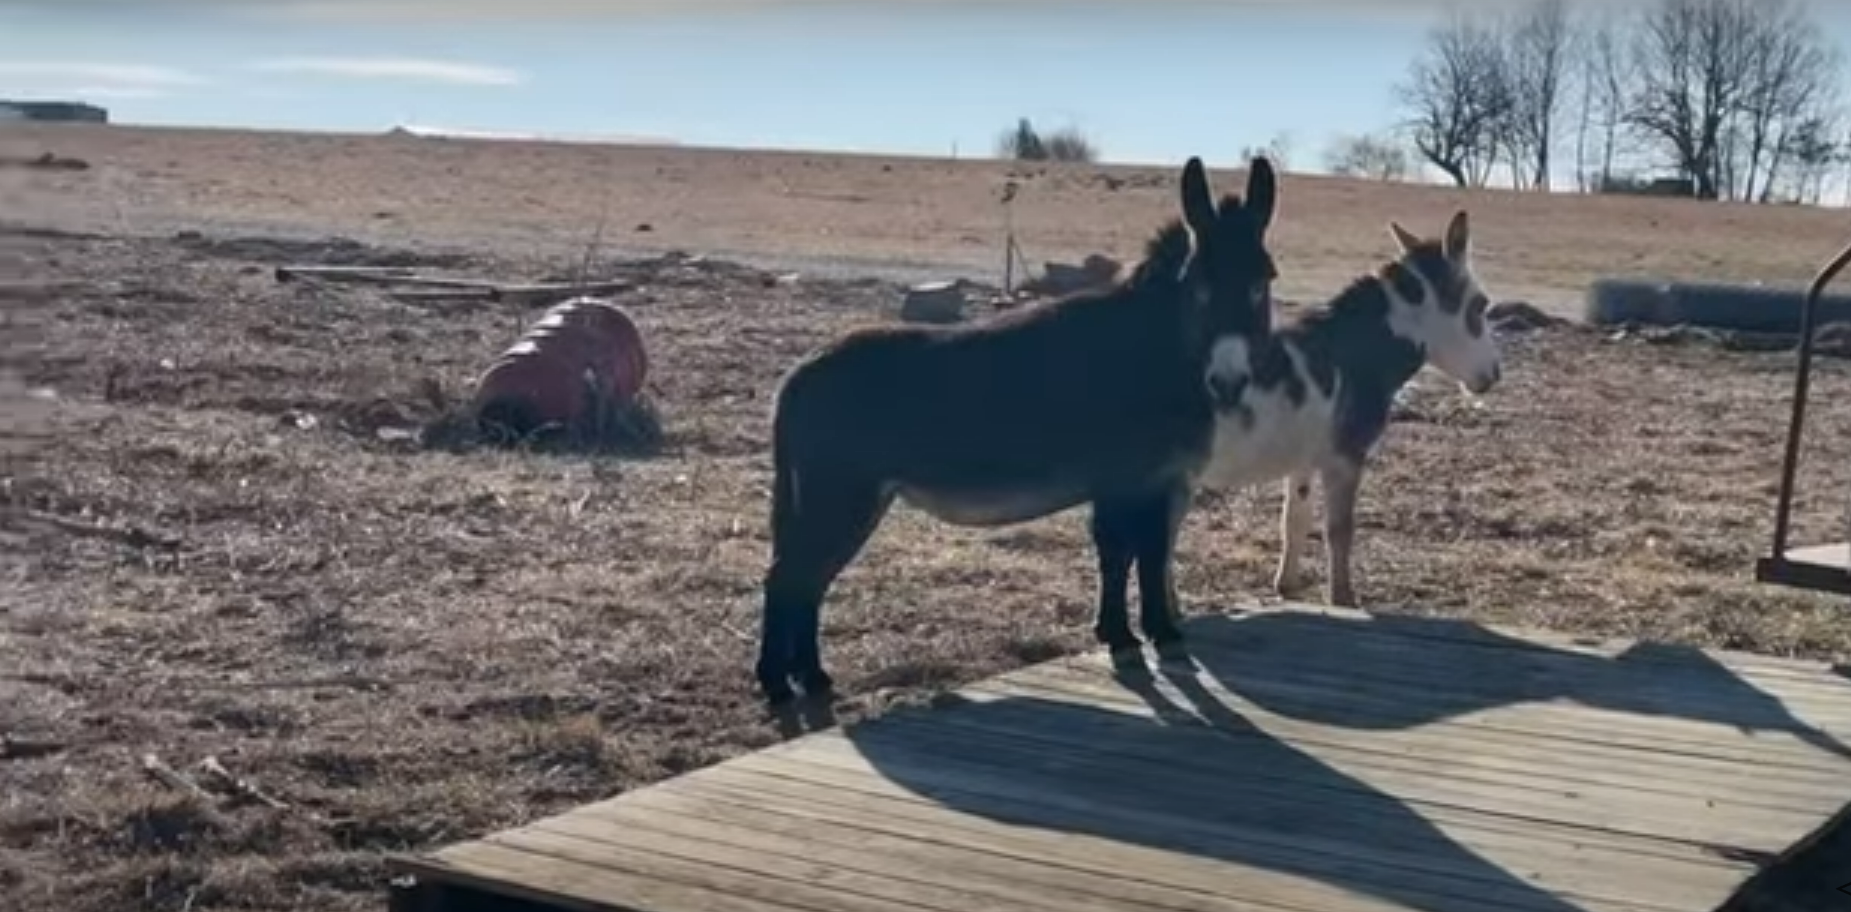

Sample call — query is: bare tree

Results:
[1780,114,1843,204]
[1042,127,1099,164]
[1623,0,1839,202]
[1324,132,1414,181]
[997,118,1046,161]
[1740,1,1837,202]
[1626,0,1761,200]
[1584,9,1637,192]
[1398,11,1513,187]
[996,117,1099,163]
[1240,132,1295,172]
[1503,0,1573,190]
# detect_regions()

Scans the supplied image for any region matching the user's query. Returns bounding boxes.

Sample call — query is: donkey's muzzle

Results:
[1207,372,1250,409]
[1466,363,1501,394]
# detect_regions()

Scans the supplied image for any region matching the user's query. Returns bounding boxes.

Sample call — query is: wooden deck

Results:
[388,605,1851,912]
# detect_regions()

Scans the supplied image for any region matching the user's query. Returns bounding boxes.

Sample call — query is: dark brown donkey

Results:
[754,156,1282,705]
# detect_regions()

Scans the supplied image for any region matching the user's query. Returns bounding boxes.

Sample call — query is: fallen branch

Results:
[140,753,214,802]
[8,508,182,551]
[273,264,417,282]
[199,756,289,810]
[0,734,68,761]
[274,267,507,291]
[490,280,635,303]
[387,289,496,304]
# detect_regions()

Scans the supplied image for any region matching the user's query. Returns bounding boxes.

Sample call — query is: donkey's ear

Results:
[1388,221,1422,255]
[1245,156,1276,235]
[1180,156,1216,237]
[1443,210,1471,261]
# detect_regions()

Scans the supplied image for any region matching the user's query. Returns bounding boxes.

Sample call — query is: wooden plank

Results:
[1174,611,1851,722]
[529,808,1270,912]
[960,677,1836,817]
[475,825,969,912]
[1019,650,1851,771]
[594,784,1417,912]
[697,750,1753,874]
[1230,606,1846,683]
[995,662,1849,783]
[1154,626,1851,733]
[975,665,1851,798]
[1786,543,1849,572]
[401,839,808,912]
[774,710,1823,852]
[709,750,1729,912]
[638,766,1734,912]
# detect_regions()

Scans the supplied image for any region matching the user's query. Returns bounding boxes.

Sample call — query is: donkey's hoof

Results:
[1155,639,1193,666]
[798,669,835,697]
[1273,572,1307,596]
[760,679,798,707]
[1108,645,1146,672]
[1327,586,1358,608]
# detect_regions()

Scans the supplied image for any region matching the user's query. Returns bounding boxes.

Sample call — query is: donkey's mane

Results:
[1121,192,1248,290]
[1291,238,1447,331]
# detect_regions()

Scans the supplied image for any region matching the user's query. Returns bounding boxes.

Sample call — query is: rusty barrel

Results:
[470,297,648,438]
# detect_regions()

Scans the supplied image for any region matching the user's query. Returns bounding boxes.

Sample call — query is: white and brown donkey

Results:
[1202,211,1503,607]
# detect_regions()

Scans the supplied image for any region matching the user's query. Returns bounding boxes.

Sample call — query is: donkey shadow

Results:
[844,685,1598,912]
[1178,610,1851,761]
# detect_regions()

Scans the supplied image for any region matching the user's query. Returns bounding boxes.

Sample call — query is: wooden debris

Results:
[0,734,68,761]
[275,268,506,291]
[9,508,182,552]
[489,280,634,303]
[387,289,496,305]
[273,264,418,282]
[276,263,636,308]
[139,753,214,802]
[199,756,289,810]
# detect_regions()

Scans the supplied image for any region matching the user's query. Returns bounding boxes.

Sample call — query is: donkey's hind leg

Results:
[1273,472,1315,596]
[760,475,894,704]
[1319,459,1363,608]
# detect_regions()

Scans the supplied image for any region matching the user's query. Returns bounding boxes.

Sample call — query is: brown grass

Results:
[10,123,1851,312]
[3,126,1851,912]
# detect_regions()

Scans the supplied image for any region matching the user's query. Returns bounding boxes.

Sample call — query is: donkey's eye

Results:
[1465,293,1489,335]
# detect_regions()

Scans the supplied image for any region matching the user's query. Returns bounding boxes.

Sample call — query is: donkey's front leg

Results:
[1089,502,1143,670]
[1132,481,1194,665]
[1272,472,1314,596]
[1320,459,1364,608]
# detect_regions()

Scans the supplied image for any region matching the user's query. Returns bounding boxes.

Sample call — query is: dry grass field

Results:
[3,124,1851,912]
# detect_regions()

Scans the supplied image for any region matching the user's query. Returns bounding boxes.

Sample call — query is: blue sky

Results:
[3,0,1850,180]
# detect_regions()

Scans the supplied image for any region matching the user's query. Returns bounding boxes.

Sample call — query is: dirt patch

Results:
[5,224,1851,912]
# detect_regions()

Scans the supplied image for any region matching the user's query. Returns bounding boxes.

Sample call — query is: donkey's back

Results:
[773,274,1213,518]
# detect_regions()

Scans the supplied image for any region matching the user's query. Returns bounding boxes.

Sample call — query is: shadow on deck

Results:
[840,610,1851,912]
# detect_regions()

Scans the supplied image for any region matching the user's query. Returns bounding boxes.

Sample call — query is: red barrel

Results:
[470,297,648,438]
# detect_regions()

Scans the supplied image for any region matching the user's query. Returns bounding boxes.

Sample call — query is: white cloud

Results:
[231,0,1521,23]
[235,0,767,23]
[0,62,203,87]
[249,56,525,87]
[62,85,172,100]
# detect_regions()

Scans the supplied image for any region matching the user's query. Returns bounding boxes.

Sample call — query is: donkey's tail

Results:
[755,393,805,702]
[768,406,802,548]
